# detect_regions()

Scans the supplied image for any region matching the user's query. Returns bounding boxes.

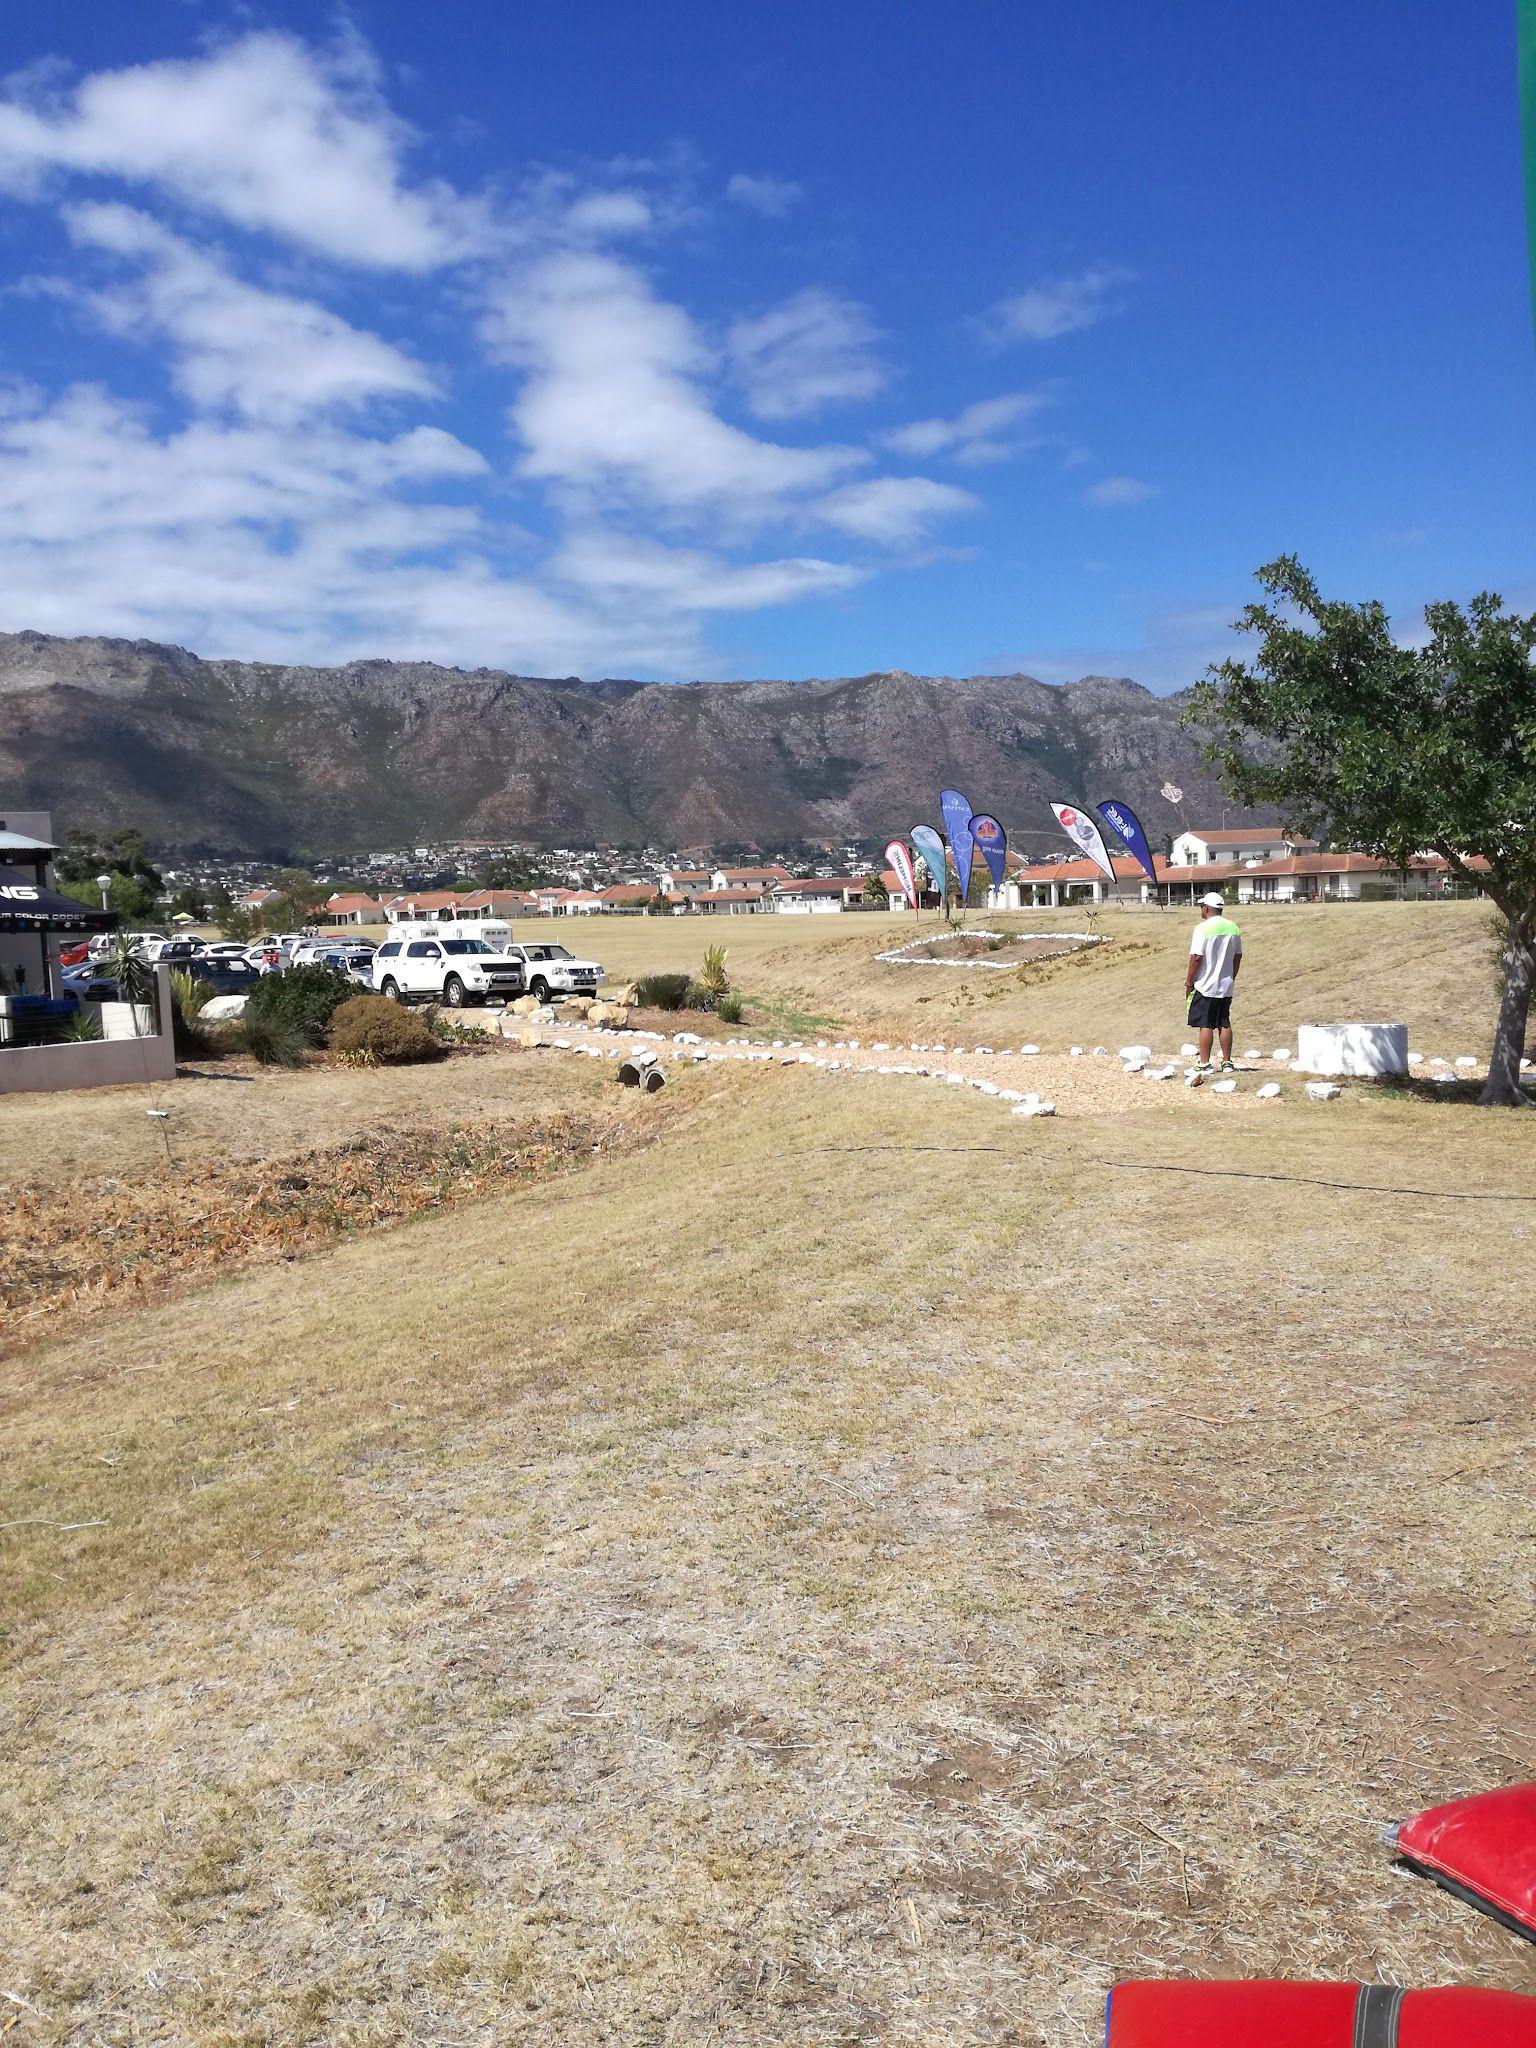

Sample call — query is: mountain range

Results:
[0,630,1244,857]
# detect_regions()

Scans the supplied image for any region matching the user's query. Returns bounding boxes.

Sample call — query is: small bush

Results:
[63,1007,104,1042]
[633,971,692,1012]
[716,991,744,1024]
[327,992,444,1066]
[169,967,217,1058]
[241,1008,309,1067]
[683,979,717,1012]
[245,963,352,1046]
[700,943,730,996]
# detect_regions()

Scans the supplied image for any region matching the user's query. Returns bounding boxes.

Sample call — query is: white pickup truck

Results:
[373,935,528,1007]
[497,941,603,1004]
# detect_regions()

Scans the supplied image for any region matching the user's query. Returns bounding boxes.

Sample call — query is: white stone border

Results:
[874,929,1110,970]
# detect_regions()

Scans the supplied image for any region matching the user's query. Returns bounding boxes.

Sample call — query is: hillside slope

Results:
[0,629,1239,855]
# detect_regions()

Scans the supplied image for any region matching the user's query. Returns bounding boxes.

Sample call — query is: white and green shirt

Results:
[1189,916,1242,997]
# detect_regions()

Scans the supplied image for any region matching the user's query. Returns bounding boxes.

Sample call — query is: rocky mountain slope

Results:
[0,630,1238,856]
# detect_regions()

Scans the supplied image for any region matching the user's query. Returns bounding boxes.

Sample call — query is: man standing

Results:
[1185,891,1242,1073]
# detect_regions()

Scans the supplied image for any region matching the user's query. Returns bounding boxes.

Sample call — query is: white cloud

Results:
[62,203,435,422]
[1082,474,1158,508]
[982,263,1134,344]
[727,288,886,421]
[487,252,865,523]
[0,33,474,268]
[553,529,862,609]
[815,476,977,545]
[725,173,802,218]
[563,190,652,238]
[885,391,1046,465]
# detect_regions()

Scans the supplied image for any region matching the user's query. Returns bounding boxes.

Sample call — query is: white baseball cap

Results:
[1199,890,1225,908]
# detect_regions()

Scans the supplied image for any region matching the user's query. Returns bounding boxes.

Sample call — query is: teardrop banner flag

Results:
[910,825,949,903]
[884,838,918,910]
[1095,798,1158,884]
[939,788,975,902]
[1049,799,1120,883]
[970,813,1008,891]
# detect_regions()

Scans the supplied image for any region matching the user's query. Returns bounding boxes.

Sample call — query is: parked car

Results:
[179,956,261,995]
[293,941,375,985]
[142,936,200,963]
[500,942,603,1003]
[61,963,123,1002]
[194,941,251,962]
[243,941,289,975]
[372,935,526,1006]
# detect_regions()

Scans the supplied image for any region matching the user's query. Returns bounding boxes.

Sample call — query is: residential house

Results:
[657,868,714,899]
[769,876,869,914]
[708,865,789,892]
[322,892,387,925]
[1169,828,1319,867]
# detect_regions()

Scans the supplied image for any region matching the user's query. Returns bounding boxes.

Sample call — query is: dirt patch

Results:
[0,1110,618,1345]
[884,933,1097,968]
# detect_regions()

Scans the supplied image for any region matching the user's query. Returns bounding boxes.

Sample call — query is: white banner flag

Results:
[1049,800,1120,883]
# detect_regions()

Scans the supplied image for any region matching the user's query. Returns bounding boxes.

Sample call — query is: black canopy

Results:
[0,865,117,933]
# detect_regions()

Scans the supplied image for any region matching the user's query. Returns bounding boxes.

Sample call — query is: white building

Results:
[1169,828,1318,867]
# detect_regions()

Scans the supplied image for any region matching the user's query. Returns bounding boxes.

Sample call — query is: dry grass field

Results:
[423,898,1500,1054]
[2,910,1533,2046]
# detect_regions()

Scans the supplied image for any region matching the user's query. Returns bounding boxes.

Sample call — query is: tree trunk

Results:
[1481,907,1535,1108]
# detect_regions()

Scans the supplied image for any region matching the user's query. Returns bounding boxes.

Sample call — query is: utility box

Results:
[1295,1022,1408,1077]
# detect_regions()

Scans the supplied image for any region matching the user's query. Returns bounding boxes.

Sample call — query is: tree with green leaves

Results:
[861,872,889,905]
[1186,558,1536,1108]
[55,826,164,921]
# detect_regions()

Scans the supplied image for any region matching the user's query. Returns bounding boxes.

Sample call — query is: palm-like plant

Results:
[700,943,730,997]
[107,933,151,1003]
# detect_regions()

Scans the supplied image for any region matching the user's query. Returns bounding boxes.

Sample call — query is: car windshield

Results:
[441,940,490,955]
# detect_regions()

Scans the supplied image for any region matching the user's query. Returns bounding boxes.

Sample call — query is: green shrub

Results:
[633,971,692,1012]
[700,943,730,996]
[327,993,444,1066]
[245,963,352,1046]
[63,1007,104,1042]
[241,1008,309,1067]
[168,967,217,1058]
[715,991,744,1024]
[683,979,717,1012]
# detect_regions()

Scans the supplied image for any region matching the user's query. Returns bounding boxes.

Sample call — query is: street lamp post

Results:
[95,872,112,913]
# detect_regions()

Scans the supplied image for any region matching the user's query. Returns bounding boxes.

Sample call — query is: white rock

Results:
[1454,1055,1478,1069]
[873,1041,890,1051]
[1069,1045,1084,1057]
[1244,1048,1262,1060]
[1091,1046,1108,1057]
[1436,1072,1457,1086]
[1185,1070,1203,1087]
[1181,1042,1198,1057]
[1305,1080,1341,1101]
[1118,1045,1153,1062]
[1020,1044,1041,1056]
[1430,1056,1448,1066]
[1122,1058,1147,1074]
[1407,1052,1423,1065]
[1210,1078,1238,1094]
[1256,1082,1282,1099]
[1149,1064,1176,1081]
[1012,1100,1055,1117]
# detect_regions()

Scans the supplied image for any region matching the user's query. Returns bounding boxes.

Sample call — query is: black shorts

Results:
[1187,992,1232,1030]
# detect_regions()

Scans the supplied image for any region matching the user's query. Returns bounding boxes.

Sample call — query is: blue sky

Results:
[0,1,1530,687]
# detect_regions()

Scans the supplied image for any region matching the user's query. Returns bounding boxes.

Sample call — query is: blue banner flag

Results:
[1095,798,1159,884]
[970,813,1008,890]
[910,825,949,903]
[939,788,974,903]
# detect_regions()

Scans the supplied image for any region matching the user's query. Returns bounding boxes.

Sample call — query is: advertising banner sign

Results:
[884,838,918,908]
[910,825,949,903]
[939,788,975,903]
[1049,800,1120,883]
[1096,798,1159,884]
[969,813,1008,891]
